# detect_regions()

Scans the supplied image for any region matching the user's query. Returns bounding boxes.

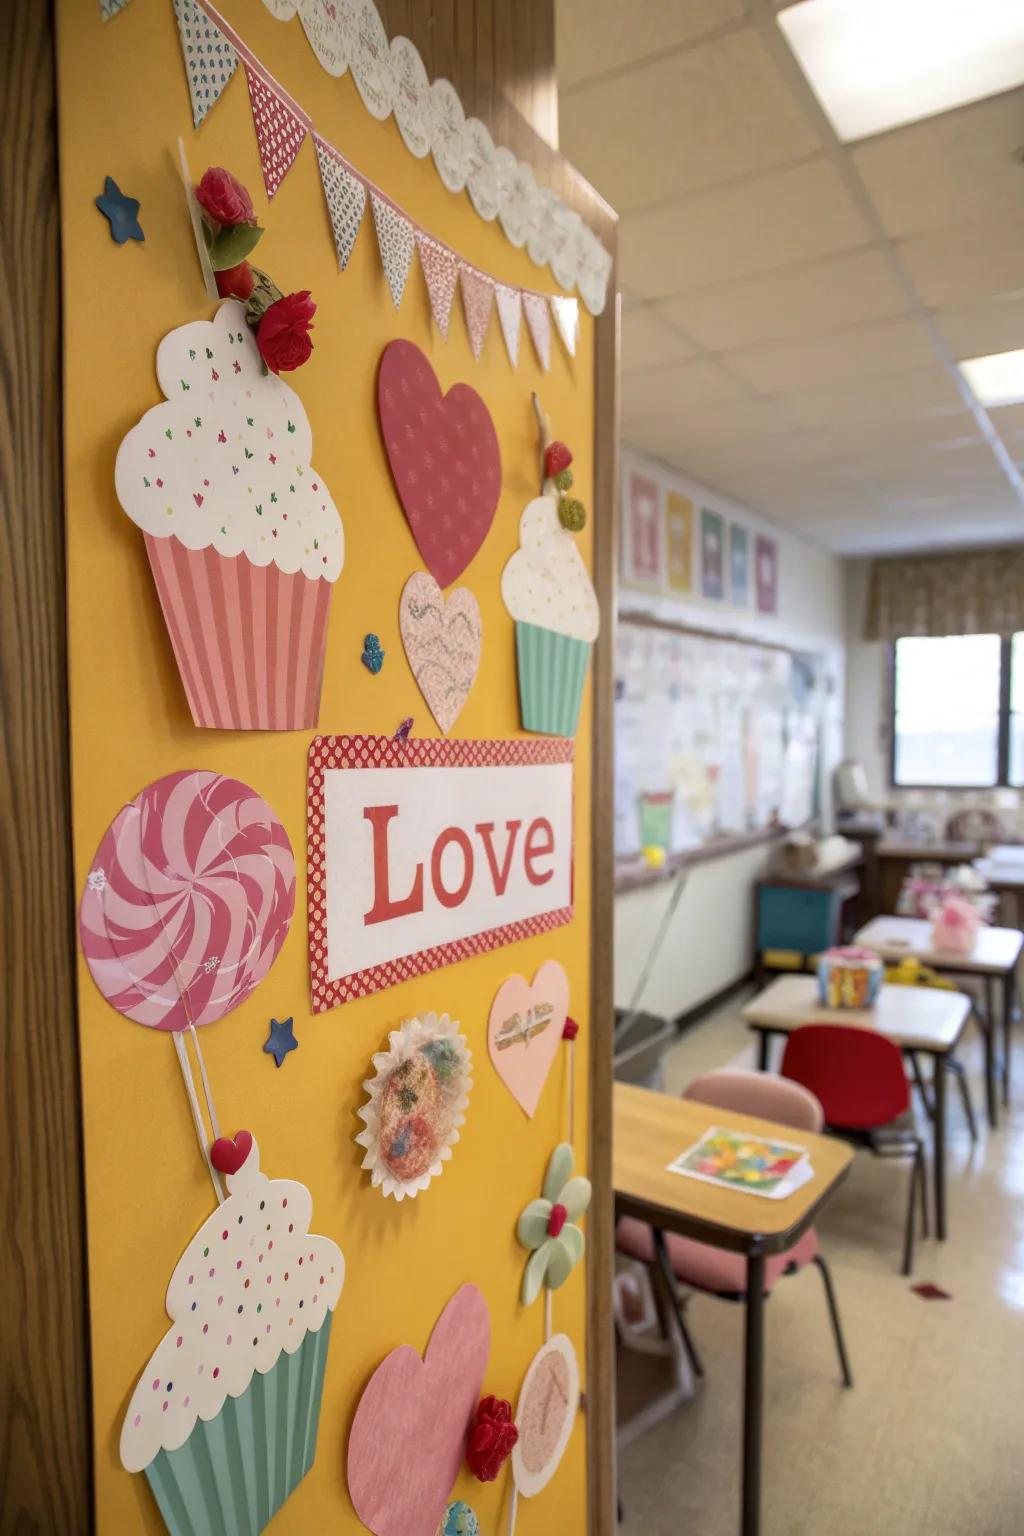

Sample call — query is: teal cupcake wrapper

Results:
[515,621,591,737]
[144,1312,333,1536]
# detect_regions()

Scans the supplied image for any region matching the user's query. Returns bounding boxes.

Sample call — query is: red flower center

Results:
[547,1203,568,1238]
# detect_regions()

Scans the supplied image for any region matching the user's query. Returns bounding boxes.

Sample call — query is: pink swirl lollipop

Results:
[79,770,295,1030]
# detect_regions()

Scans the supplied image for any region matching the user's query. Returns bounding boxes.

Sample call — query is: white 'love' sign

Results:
[307,735,574,1009]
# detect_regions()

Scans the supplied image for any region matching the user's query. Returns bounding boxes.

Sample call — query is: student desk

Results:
[742,975,970,1241]
[614,1082,853,1536]
[854,915,1023,1128]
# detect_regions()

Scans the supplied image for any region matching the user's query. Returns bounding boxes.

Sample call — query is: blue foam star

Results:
[95,176,144,245]
[263,1016,298,1068]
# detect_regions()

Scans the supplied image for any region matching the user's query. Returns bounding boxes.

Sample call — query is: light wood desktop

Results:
[614,1082,853,1536]
[742,974,970,1240]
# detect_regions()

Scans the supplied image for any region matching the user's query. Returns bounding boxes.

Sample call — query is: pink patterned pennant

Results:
[371,193,415,309]
[522,292,551,371]
[495,284,522,368]
[416,233,458,339]
[314,135,366,270]
[460,265,494,360]
[245,63,307,199]
[551,295,580,358]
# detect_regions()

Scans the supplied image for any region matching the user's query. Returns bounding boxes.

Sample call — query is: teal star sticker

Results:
[95,177,144,245]
[263,1017,298,1068]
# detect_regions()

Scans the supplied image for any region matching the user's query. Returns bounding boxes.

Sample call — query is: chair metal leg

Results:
[811,1254,853,1388]
[652,1228,704,1380]
[947,1058,978,1144]
[916,1140,930,1238]
[909,1051,934,1118]
[902,1147,919,1277]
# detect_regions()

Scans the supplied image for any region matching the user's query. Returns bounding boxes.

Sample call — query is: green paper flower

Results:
[517,1143,591,1305]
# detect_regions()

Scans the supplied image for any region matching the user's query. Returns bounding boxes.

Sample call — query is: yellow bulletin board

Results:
[56,3,596,1532]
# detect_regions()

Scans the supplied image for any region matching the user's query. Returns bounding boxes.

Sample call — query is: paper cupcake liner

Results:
[144,1313,333,1536]
[144,536,332,731]
[514,621,591,738]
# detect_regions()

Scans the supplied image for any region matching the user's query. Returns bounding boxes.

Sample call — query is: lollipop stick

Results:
[173,1032,224,1204]
[567,1038,575,1149]
[190,1024,222,1141]
[544,1287,552,1344]
[507,1482,519,1536]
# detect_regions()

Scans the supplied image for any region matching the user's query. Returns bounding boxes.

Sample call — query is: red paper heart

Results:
[210,1129,253,1175]
[378,340,502,589]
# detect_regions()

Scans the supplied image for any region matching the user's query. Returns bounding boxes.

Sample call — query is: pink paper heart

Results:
[487,960,569,1118]
[399,571,482,734]
[347,1284,490,1536]
[378,340,502,588]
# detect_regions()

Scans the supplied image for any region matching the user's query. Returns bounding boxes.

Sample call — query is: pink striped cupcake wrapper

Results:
[144,535,333,731]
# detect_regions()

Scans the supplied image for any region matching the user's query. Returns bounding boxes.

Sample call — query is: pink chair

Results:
[616,1068,853,1387]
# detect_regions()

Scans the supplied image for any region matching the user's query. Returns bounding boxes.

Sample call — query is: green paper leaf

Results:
[522,1242,550,1306]
[209,222,264,271]
[560,1176,592,1221]
[543,1143,575,1204]
[517,1199,551,1250]
[546,1238,576,1290]
[560,1223,585,1267]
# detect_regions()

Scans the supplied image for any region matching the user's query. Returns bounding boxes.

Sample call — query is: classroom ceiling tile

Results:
[897,206,1024,309]
[782,366,967,430]
[621,306,695,372]
[852,88,1024,240]
[933,293,1024,361]
[657,249,909,353]
[554,0,745,92]
[620,357,746,425]
[989,402,1024,441]
[722,316,935,394]
[618,158,872,300]
[559,27,820,213]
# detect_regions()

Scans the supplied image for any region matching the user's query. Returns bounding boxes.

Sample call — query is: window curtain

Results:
[865,546,1024,640]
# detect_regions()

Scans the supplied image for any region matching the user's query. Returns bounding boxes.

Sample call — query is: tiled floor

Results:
[615,992,1024,1536]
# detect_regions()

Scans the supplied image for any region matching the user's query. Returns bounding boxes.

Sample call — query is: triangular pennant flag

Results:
[173,0,238,129]
[371,193,415,310]
[551,296,580,359]
[100,0,131,19]
[460,265,495,360]
[416,233,458,339]
[314,136,366,270]
[245,64,308,199]
[495,284,522,368]
[522,292,551,371]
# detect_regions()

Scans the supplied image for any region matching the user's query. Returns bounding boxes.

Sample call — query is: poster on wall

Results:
[700,509,724,601]
[755,533,779,615]
[623,472,662,584]
[729,524,749,606]
[307,735,574,1010]
[664,492,693,594]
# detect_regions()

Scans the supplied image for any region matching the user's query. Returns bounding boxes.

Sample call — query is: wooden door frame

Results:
[2,4,617,1529]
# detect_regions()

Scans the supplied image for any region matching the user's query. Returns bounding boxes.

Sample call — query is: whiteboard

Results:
[614,618,822,857]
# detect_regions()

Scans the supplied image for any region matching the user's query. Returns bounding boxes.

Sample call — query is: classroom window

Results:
[891,634,1003,787]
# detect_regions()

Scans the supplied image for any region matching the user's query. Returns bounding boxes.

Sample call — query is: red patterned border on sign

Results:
[307,734,575,1010]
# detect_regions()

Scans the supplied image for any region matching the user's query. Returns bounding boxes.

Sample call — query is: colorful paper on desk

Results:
[667,1126,812,1201]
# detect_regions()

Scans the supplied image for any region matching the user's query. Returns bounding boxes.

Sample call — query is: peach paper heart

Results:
[399,571,482,733]
[488,960,569,1118]
[347,1284,491,1536]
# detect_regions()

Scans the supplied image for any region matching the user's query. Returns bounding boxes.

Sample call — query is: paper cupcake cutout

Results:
[347,1284,491,1536]
[399,571,482,733]
[501,493,599,738]
[517,1144,591,1305]
[487,960,569,1118]
[355,1014,472,1199]
[119,1136,344,1535]
[79,770,295,1030]
[114,299,344,730]
[378,339,501,588]
[511,1334,580,1499]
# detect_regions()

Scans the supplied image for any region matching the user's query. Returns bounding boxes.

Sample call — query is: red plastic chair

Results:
[780,1024,929,1275]
[615,1068,853,1388]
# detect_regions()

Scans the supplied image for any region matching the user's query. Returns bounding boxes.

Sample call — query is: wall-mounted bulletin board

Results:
[51,2,617,1532]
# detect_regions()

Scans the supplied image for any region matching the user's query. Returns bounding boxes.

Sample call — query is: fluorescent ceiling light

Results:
[959,349,1024,407]
[778,0,1024,142]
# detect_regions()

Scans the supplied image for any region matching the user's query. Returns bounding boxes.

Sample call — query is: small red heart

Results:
[193,492,204,507]
[210,1129,253,1175]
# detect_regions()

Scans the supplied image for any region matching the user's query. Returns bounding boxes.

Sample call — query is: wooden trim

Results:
[0,2,91,1530]
[619,606,818,660]
[615,827,789,895]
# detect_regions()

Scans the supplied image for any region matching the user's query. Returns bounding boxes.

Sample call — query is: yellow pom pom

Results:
[641,844,666,869]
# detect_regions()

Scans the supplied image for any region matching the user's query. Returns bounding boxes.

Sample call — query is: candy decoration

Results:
[510,1335,580,1500]
[362,632,386,673]
[465,1396,518,1482]
[438,1502,480,1536]
[557,496,586,532]
[543,441,572,479]
[517,1144,591,1305]
[79,769,295,1031]
[209,1127,254,1174]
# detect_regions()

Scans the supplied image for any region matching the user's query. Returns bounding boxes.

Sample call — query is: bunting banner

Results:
[495,284,522,369]
[174,0,239,129]
[417,233,459,340]
[522,292,552,372]
[245,63,308,199]
[551,296,580,360]
[371,194,415,310]
[100,0,131,18]
[315,134,366,270]
[459,266,495,361]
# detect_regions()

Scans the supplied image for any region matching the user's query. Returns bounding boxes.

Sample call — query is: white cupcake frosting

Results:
[114,300,344,582]
[501,491,599,643]
[119,1138,344,1473]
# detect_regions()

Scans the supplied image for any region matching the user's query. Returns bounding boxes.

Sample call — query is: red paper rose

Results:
[215,260,255,301]
[256,291,316,374]
[465,1395,518,1483]
[196,166,255,227]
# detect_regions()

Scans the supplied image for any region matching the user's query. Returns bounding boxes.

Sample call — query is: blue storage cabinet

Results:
[755,882,845,970]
